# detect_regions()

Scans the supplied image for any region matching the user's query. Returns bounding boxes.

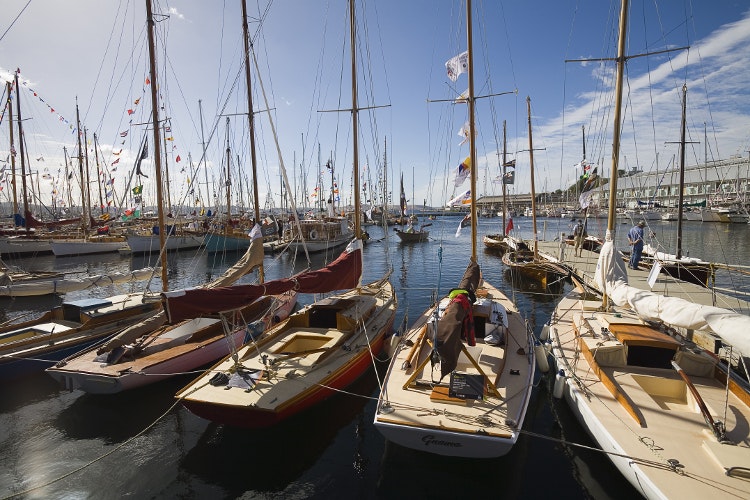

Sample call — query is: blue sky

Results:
[1,0,749,214]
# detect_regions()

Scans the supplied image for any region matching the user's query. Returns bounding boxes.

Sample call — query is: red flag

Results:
[505,217,514,234]
[175,155,181,163]
[145,76,151,85]
[127,109,134,115]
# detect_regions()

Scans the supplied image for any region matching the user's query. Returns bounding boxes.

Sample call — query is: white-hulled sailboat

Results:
[373,0,535,458]
[547,1,750,497]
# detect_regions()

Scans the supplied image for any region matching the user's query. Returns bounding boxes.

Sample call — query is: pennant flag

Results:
[134,98,140,105]
[447,189,471,207]
[175,155,181,163]
[445,51,468,82]
[111,158,120,165]
[457,122,471,145]
[505,217,514,234]
[145,76,151,85]
[579,167,599,209]
[127,109,134,115]
[135,139,149,178]
[120,130,128,138]
[503,159,516,168]
[113,149,122,155]
[453,156,471,187]
[132,185,143,195]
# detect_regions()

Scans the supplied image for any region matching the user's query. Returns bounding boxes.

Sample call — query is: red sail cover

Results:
[162,242,362,324]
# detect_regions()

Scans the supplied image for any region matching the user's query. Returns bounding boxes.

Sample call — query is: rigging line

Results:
[0,0,31,44]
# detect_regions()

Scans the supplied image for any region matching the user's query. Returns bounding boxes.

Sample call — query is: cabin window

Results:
[626,345,675,369]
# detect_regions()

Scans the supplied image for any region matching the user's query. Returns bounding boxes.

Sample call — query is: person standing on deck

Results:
[627,219,646,269]
[572,219,584,257]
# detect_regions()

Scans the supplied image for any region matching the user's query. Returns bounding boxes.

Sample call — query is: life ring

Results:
[309,229,319,240]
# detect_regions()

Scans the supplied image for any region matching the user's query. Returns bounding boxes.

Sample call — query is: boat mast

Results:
[526,96,538,259]
[6,82,19,218]
[145,0,168,290]
[466,0,478,260]
[676,84,687,259]
[606,0,628,238]
[93,134,105,216]
[501,120,508,236]
[241,0,264,282]
[83,127,92,233]
[349,0,362,238]
[224,117,232,233]
[74,103,87,235]
[14,72,30,233]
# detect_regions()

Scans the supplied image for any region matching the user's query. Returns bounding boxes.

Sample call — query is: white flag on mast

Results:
[445,51,468,82]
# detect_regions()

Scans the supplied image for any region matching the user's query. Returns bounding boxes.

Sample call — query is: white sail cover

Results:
[595,240,750,356]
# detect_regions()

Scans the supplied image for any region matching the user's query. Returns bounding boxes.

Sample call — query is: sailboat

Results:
[47,0,296,394]
[483,120,526,254]
[373,0,535,458]
[172,0,396,428]
[547,1,750,497]
[501,97,568,289]
[394,171,430,243]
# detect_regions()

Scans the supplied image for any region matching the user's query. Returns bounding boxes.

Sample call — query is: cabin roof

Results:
[609,323,681,350]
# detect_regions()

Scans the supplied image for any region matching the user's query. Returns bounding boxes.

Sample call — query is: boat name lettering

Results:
[421,435,462,448]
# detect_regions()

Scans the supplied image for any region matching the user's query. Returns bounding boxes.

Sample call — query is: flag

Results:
[505,217,514,233]
[111,158,120,165]
[455,214,471,237]
[454,88,469,104]
[503,171,515,184]
[127,109,134,115]
[120,130,128,137]
[135,139,149,178]
[132,185,143,195]
[453,156,471,186]
[175,155,181,162]
[457,122,471,145]
[503,159,516,168]
[579,167,599,209]
[445,51,468,82]
[447,189,471,207]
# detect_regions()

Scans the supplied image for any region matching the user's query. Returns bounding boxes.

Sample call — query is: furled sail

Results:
[161,238,363,324]
[595,240,750,356]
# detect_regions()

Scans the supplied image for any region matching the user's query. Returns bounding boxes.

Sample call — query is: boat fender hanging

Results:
[309,229,318,240]
[534,340,550,373]
[553,369,565,399]
[539,322,551,342]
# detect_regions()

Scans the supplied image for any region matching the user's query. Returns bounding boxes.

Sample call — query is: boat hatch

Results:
[609,323,681,369]
[62,298,113,322]
[631,374,692,411]
[308,296,377,332]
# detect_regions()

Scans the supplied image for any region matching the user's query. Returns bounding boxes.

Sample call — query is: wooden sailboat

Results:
[394,171,430,242]
[373,0,535,458]
[502,97,568,289]
[547,1,750,497]
[47,0,296,394]
[172,0,396,427]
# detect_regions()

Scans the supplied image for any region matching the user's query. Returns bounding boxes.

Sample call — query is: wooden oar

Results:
[402,323,428,370]
[672,361,726,441]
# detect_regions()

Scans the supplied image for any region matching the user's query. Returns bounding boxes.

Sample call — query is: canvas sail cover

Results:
[161,239,363,324]
[595,240,750,356]
[97,230,266,353]
[437,261,482,378]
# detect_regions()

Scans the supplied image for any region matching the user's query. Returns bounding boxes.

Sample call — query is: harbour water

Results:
[1,217,749,499]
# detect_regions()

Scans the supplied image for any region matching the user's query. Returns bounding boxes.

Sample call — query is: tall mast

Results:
[606,0,629,237]
[14,72,30,233]
[676,84,687,260]
[349,0,362,238]
[93,134,105,216]
[224,117,232,230]
[527,96,538,259]
[6,82,19,218]
[83,128,92,233]
[198,100,210,214]
[501,120,507,235]
[241,0,264,281]
[466,0,478,260]
[146,0,168,290]
[74,103,86,234]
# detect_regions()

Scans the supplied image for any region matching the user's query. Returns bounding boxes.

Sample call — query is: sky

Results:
[1,0,750,215]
